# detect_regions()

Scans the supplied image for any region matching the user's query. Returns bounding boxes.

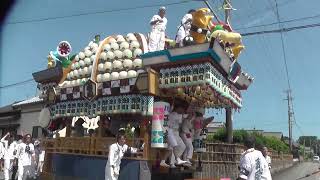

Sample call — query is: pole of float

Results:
[226,107,233,143]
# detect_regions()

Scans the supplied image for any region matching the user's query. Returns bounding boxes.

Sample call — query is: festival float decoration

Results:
[32,7,254,179]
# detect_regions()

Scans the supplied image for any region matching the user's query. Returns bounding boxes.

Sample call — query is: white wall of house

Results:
[17,103,43,135]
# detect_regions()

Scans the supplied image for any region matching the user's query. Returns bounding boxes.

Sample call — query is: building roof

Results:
[207,122,225,128]
[12,96,43,107]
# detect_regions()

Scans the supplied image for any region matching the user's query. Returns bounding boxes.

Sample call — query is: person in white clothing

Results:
[180,114,195,165]
[148,7,167,52]
[160,100,188,168]
[238,136,272,180]
[17,134,35,180]
[1,132,18,180]
[175,9,195,47]
[262,146,272,170]
[105,134,138,180]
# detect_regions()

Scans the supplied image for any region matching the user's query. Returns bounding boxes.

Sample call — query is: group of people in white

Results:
[148,7,195,52]
[105,99,213,180]
[0,133,45,180]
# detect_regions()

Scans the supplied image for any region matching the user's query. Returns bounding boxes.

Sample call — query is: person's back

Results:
[239,148,272,180]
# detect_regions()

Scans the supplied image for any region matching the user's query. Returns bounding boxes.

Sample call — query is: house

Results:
[0,96,44,138]
[206,121,225,134]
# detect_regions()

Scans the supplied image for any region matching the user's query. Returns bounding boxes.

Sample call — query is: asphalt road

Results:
[273,162,320,180]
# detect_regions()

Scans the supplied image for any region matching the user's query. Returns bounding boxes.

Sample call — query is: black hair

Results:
[244,136,255,149]
[188,9,196,14]
[116,134,126,142]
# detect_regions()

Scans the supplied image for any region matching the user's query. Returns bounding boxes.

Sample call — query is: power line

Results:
[0,79,34,89]
[236,13,320,30]
[5,0,193,25]
[241,22,320,36]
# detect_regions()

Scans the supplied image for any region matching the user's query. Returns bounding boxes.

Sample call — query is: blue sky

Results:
[1,0,319,139]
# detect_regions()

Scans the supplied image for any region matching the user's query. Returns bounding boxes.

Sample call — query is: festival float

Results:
[32,7,253,180]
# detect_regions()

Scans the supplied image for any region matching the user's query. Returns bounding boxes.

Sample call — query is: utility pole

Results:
[284,90,293,151]
[224,0,233,143]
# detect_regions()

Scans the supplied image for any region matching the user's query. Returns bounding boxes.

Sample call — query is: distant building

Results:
[0,96,44,137]
[240,129,283,140]
[206,122,225,134]
[263,131,283,140]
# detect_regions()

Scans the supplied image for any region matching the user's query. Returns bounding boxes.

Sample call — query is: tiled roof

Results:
[12,96,43,107]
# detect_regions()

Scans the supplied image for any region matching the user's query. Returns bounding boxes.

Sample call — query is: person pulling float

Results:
[105,133,140,180]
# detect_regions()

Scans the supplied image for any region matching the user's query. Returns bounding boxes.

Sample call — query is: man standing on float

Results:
[160,100,188,167]
[175,9,195,47]
[148,7,167,52]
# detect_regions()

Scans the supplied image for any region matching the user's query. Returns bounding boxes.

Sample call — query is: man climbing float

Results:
[175,9,195,47]
[148,7,167,52]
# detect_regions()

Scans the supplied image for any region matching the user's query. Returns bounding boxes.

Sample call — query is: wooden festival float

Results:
[32,8,253,180]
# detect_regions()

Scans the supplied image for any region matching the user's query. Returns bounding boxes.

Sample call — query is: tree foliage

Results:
[207,128,290,153]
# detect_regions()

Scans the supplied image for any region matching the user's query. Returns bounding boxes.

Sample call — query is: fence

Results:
[193,143,293,179]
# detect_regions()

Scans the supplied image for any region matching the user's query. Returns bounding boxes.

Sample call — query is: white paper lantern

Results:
[116,35,125,43]
[91,43,98,49]
[78,68,84,76]
[123,59,133,69]
[97,74,102,82]
[79,60,85,67]
[133,58,143,68]
[110,42,119,51]
[100,52,107,61]
[92,46,98,53]
[106,51,115,61]
[111,72,120,80]
[85,46,90,51]
[69,71,74,79]
[88,41,94,47]
[102,73,111,81]
[119,71,128,79]
[104,62,112,71]
[83,67,89,75]
[73,70,79,77]
[133,48,143,58]
[71,63,76,70]
[79,52,85,59]
[120,41,130,50]
[104,44,111,51]
[85,49,92,57]
[114,50,123,59]
[90,55,96,62]
[130,41,140,50]
[84,58,91,65]
[113,60,123,70]
[123,49,133,59]
[88,65,93,72]
[74,62,80,69]
[128,70,137,78]
[75,55,79,62]
[98,63,105,72]
[126,33,137,42]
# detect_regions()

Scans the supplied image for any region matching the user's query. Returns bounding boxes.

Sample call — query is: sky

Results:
[1,0,320,139]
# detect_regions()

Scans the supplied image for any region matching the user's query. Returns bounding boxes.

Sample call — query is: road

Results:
[273,162,320,180]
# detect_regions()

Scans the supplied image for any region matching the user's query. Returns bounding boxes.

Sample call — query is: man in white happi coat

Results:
[17,134,35,180]
[175,9,195,47]
[238,136,272,180]
[1,132,17,180]
[160,101,188,168]
[148,7,167,52]
[105,134,138,180]
[180,114,195,165]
